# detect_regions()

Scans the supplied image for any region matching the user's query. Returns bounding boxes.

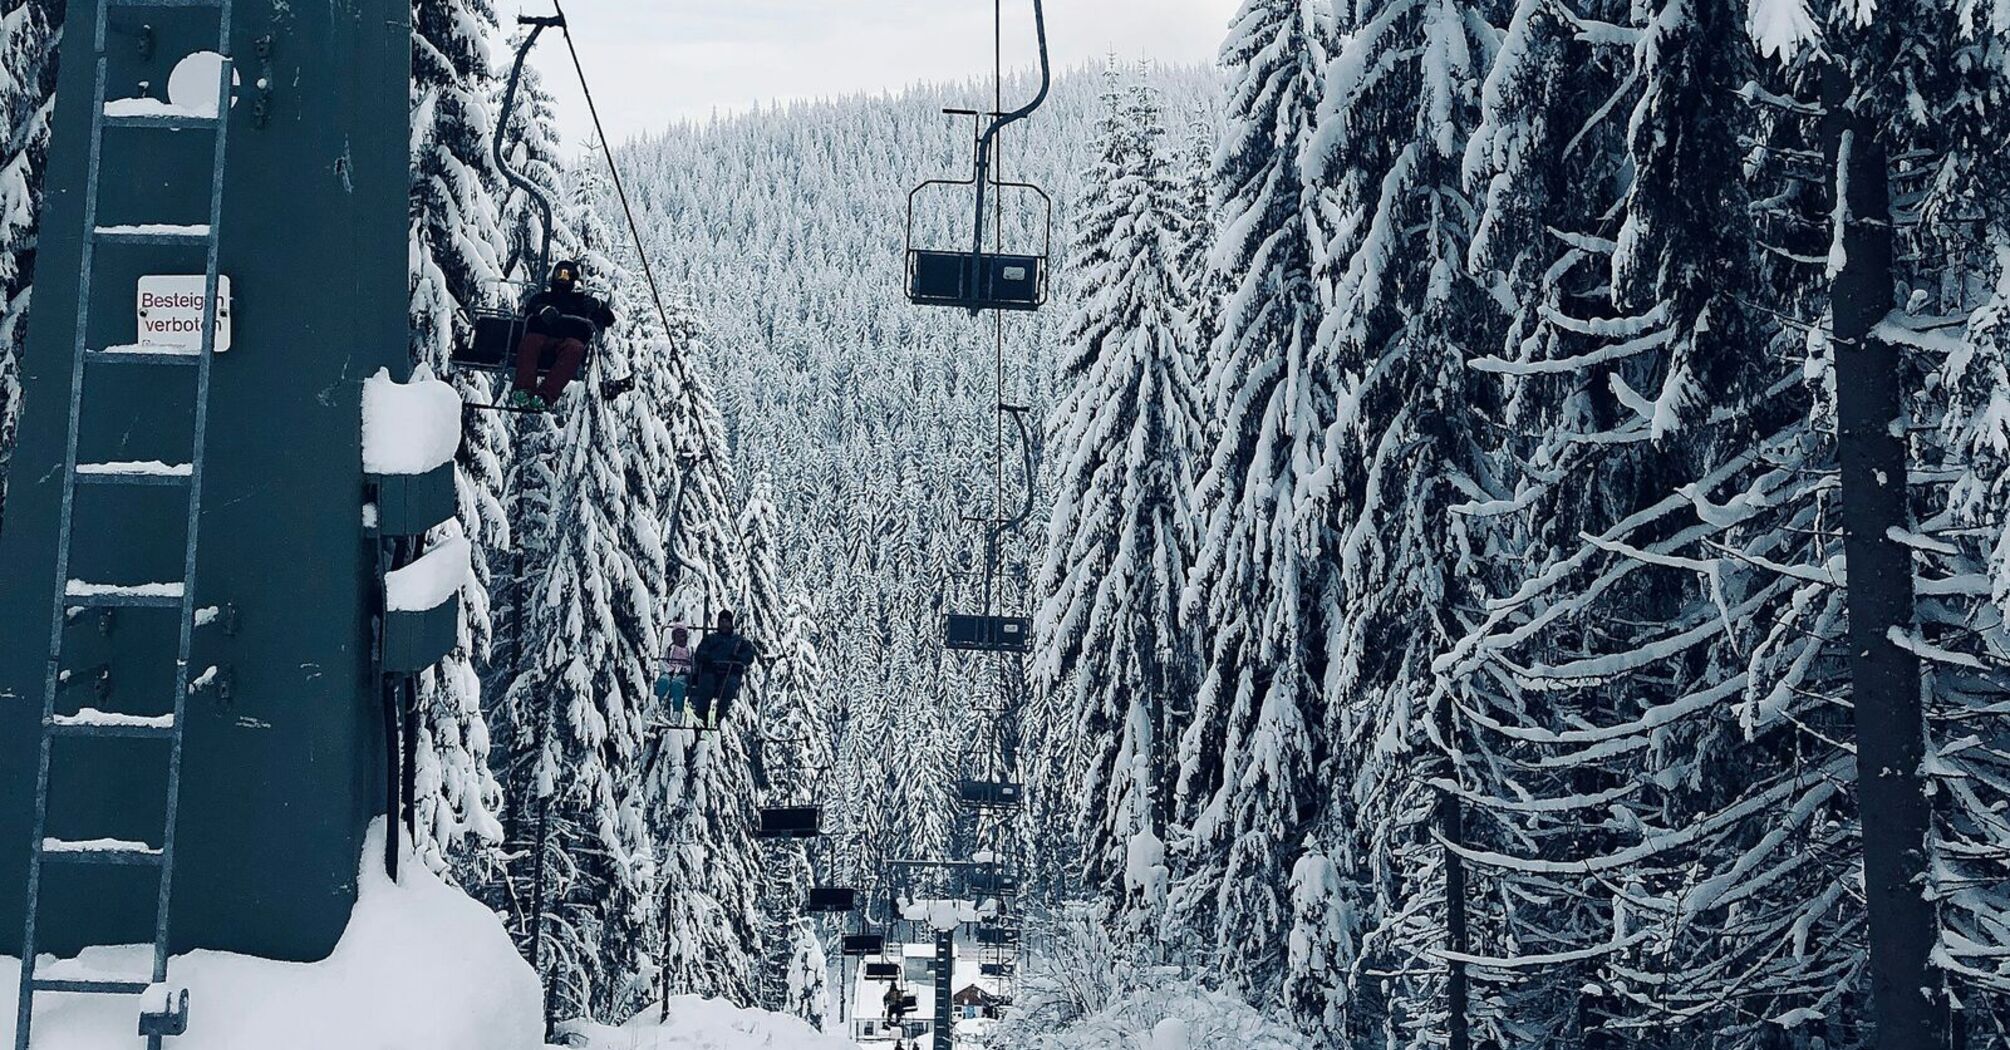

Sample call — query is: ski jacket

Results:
[525,288,616,341]
[661,643,694,678]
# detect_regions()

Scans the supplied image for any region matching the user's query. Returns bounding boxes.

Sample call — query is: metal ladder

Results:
[14,0,233,1045]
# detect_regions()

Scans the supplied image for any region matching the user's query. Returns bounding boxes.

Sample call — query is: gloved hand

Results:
[536,306,562,327]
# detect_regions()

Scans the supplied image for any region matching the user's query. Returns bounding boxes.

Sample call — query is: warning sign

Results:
[137,275,232,352]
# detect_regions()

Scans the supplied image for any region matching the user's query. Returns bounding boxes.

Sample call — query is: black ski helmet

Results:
[549,259,581,293]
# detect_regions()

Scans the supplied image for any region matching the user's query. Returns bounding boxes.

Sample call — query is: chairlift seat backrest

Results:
[976,925,1020,946]
[757,806,822,838]
[843,934,887,956]
[808,886,858,912]
[907,251,1047,312]
[452,308,599,377]
[944,614,1032,654]
[957,779,1024,807]
[968,868,1020,895]
[457,312,525,371]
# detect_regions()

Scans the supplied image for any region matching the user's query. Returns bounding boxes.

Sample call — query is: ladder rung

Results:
[76,461,193,487]
[93,225,211,247]
[40,838,164,866]
[64,582,186,609]
[102,101,221,130]
[50,709,176,739]
[31,978,151,995]
[103,112,222,131]
[85,344,201,366]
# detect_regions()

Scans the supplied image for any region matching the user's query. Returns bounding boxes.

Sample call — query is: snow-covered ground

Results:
[561,995,854,1050]
[1,821,544,1050]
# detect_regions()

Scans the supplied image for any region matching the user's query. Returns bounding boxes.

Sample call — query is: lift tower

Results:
[0,0,415,1028]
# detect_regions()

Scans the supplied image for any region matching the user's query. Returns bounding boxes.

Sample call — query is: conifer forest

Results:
[0,0,2007,1048]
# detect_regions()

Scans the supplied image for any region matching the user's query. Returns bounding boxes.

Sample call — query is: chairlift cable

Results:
[549,1,682,357]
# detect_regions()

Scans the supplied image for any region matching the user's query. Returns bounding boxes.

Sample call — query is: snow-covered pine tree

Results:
[0,0,60,521]
[1174,0,1335,992]
[1170,114,1220,413]
[1033,72,1199,948]
[738,474,786,649]
[407,0,507,876]
[505,167,670,1021]
[1863,0,2010,1037]
[1021,65,1126,906]
[779,918,829,1029]
[752,589,834,1019]
[742,479,805,1012]
[1297,0,1505,1038]
[1441,0,1872,1042]
[635,284,759,1009]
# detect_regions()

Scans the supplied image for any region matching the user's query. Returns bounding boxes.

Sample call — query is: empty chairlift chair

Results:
[976,924,1020,947]
[903,1,1054,314]
[944,613,1031,654]
[956,779,1024,808]
[967,866,1020,897]
[807,885,858,913]
[843,933,888,957]
[904,215,1050,312]
[757,806,822,839]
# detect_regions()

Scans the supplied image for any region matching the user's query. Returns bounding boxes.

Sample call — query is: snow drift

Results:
[0,820,544,1050]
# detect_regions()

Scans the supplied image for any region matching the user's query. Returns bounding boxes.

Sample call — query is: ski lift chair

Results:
[956,779,1024,808]
[967,865,1019,897]
[904,176,1051,313]
[450,16,632,409]
[843,933,887,957]
[451,293,609,386]
[808,885,859,913]
[976,924,1020,947]
[864,960,901,980]
[757,806,823,839]
[944,613,1031,654]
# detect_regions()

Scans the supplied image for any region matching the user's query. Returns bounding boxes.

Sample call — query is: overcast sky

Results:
[517,0,1240,146]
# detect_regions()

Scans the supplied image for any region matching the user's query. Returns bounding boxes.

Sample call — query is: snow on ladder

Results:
[13,0,235,1045]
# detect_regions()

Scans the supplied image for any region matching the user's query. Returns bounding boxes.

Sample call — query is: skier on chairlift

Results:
[655,624,695,719]
[509,259,616,411]
[687,609,759,728]
[885,980,911,1025]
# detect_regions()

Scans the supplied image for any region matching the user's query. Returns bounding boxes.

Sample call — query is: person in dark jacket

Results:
[687,610,759,727]
[510,259,616,410]
[884,982,914,1029]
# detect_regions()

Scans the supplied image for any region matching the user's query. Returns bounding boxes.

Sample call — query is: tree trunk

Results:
[1438,696,1470,1050]
[1821,60,1946,1050]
